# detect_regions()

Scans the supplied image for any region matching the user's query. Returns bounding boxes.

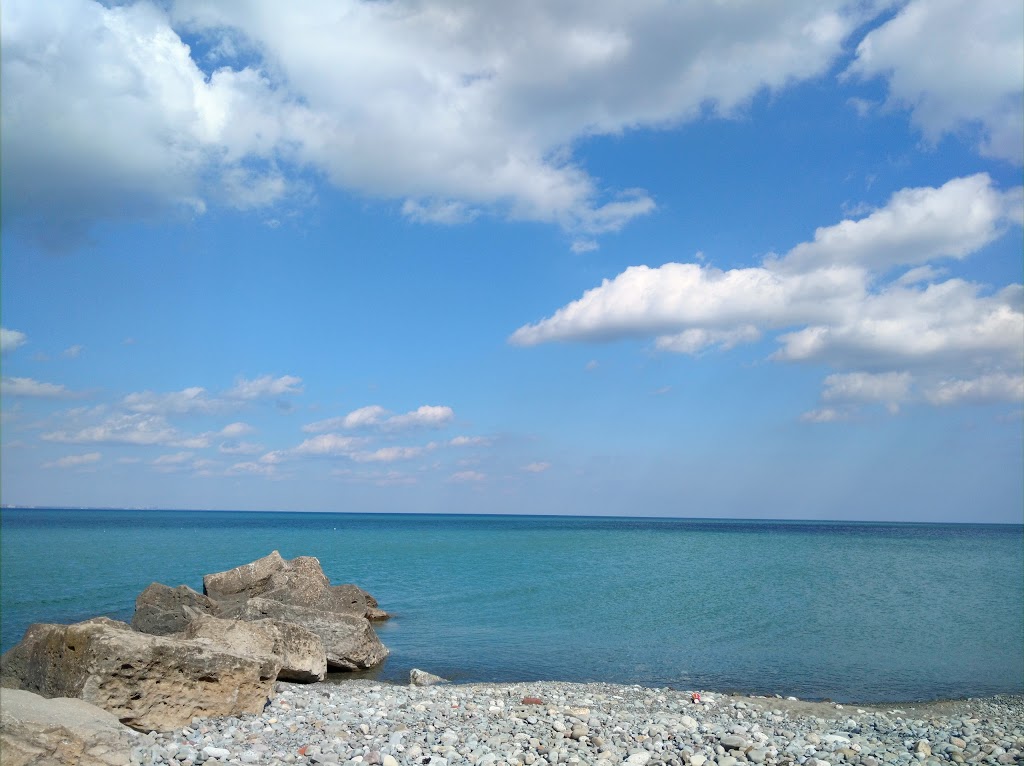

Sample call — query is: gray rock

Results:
[410,668,450,686]
[233,598,388,671]
[203,551,388,620]
[131,583,220,636]
[0,617,279,732]
[182,612,327,683]
[0,687,138,766]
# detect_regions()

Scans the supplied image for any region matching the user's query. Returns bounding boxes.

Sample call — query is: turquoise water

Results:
[1,509,1021,702]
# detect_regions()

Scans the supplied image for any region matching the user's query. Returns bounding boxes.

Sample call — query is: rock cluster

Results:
[108,680,1024,766]
[0,552,388,734]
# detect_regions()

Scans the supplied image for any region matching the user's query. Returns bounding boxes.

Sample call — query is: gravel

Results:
[129,680,1024,766]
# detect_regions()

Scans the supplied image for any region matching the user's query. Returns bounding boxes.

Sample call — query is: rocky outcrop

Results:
[130,583,220,636]
[0,687,138,766]
[202,551,388,620]
[181,611,327,683]
[0,618,278,732]
[232,597,388,670]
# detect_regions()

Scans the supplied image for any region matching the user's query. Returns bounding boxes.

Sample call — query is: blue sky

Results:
[2,0,1022,522]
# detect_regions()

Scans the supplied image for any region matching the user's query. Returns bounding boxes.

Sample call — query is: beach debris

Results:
[691,692,702,703]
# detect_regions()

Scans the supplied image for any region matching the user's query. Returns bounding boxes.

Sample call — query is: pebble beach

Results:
[126,680,1024,766]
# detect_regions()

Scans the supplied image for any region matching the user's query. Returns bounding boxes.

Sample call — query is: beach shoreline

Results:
[115,678,1023,765]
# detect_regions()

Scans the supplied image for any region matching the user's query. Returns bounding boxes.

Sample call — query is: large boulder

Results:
[203,551,387,620]
[0,618,279,732]
[0,688,138,766]
[232,597,389,670]
[181,611,327,683]
[131,583,220,636]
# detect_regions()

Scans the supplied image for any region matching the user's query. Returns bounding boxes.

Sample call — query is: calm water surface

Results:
[1,509,1021,702]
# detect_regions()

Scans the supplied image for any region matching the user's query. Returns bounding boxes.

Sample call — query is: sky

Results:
[1,0,1022,523]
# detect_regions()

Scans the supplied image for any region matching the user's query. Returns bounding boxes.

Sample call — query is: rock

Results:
[203,551,388,620]
[680,716,699,731]
[0,617,279,732]
[182,612,327,683]
[915,741,932,757]
[410,668,449,686]
[0,687,138,766]
[232,597,388,670]
[130,583,220,636]
[688,756,707,766]
[720,736,748,750]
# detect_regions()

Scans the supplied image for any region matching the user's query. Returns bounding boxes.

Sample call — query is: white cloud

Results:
[227,460,278,477]
[821,371,911,414]
[124,386,223,415]
[925,373,1024,406]
[42,413,209,447]
[152,451,194,471]
[777,175,1022,273]
[219,421,254,437]
[402,199,479,225]
[800,408,847,423]
[303,404,454,433]
[385,405,454,430]
[63,344,84,358]
[450,470,486,483]
[522,462,551,473]
[513,174,1024,411]
[848,0,1024,163]
[1,377,77,399]
[449,435,491,447]
[352,446,427,463]
[290,433,363,457]
[44,452,101,469]
[218,440,264,455]
[3,0,881,246]
[227,374,303,400]
[1,328,27,353]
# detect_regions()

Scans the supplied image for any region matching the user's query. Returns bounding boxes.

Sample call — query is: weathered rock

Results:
[0,687,138,766]
[182,611,327,683]
[231,597,388,670]
[410,668,449,686]
[203,550,388,620]
[130,583,220,636]
[0,617,279,732]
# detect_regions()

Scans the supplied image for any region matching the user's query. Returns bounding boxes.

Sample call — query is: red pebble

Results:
[522,696,543,705]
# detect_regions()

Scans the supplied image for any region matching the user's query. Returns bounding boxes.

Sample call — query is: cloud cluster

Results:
[512,174,1024,416]
[847,0,1024,164]
[123,375,303,415]
[2,377,78,399]
[1,0,891,247]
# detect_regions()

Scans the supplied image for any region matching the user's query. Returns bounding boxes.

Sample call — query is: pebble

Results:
[125,681,1024,766]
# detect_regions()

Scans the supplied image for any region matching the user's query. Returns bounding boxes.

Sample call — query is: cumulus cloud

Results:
[227,374,304,400]
[522,462,551,473]
[42,413,210,448]
[63,345,84,358]
[304,404,454,433]
[513,174,1024,412]
[1,328,27,353]
[2,377,78,399]
[219,421,254,437]
[352,445,428,463]
[44,452,101,469]
[218,440,263,455]
[290,434,364,457]
[124,386,224,415]
[450,470,486,483]
[847,0,1024,163]
[449,435,491,447]
[3,0,882,246]
[925,373,1024,406]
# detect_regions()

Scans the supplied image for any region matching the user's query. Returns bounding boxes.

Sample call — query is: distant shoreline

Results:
[3,506,1022,527]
